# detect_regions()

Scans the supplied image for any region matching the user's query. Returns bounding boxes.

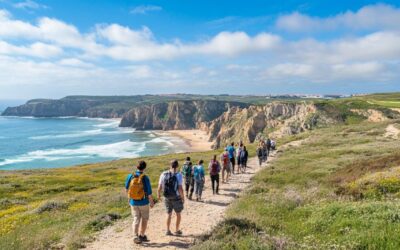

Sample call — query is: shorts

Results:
[131,205,150,225]
[229,157,235,166]
[164,197,184,214]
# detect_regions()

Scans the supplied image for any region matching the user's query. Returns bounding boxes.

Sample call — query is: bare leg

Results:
[166,213,172,232]
[176,213,181,232]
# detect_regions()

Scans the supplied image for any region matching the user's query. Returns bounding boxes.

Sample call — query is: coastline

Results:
[154,129,213,152]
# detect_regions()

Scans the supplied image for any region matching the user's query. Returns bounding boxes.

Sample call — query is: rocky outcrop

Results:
[119,100,248,130]
[201,102,317,148]
[2,98,131,118]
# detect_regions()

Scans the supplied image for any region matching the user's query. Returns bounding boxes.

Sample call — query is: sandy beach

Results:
[156,129,213,152]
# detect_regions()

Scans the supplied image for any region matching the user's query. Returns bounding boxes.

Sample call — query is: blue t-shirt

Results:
[193,165,205,182]
[227,146,235,159]
[125,171,152,206]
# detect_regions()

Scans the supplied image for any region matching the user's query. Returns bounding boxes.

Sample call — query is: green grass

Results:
[194,119,400,249]
[0,148,238,249]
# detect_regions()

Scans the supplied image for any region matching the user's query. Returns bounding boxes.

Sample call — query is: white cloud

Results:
[58,58,94,68]
[130,5,162,15]
[276,4,400,32]
[0,41,62,58]
[13,0,48,10]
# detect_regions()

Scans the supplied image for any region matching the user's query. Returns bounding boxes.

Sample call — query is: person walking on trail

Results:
[266,138,272,156]
[220,148,230,183]
[181,157,194,200]
[240,146,249,173]
[227,142,236,174]
[157,160,185,236]
[262,141,268,163]
[271,139,276,151]
[236,143,243,174]
[125,161,155,244]
[256,144,263,166]
[193,160,205,201]
[209,155,221,195]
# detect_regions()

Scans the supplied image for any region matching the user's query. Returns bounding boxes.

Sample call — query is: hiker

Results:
[220,148,230,183]
[181,156,194,200]
[236,143,243,174]
[227,142,236,174]
[256,144,263,166]
[208,155,221,194]
[157,160,184,236]
[262,141,268,162]
[193,159,205,201]
[271,140,276,151]
[266,138,272,156]
[240,146,249,173]
[125,161,155,244]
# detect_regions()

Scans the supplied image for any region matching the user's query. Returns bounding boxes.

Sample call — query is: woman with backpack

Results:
[181,156,194,200]
[193,159,205,201]
[208,155,221,195]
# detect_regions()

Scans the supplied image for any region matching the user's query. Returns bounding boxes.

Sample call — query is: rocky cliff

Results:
[119,100,248,130]
[200,102,318,148]
[1,98,133,118]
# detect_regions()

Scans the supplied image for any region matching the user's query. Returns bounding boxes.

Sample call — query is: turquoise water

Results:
[0,116,188,170]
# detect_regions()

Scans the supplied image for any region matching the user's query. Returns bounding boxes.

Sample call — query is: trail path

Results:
[85,140,303,250]
[384,124,400,139]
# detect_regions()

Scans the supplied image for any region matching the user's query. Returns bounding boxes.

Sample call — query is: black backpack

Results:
[163,172,178,199]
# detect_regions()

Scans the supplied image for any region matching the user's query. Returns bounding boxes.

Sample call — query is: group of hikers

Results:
[256,138,276,166]
[124,139,275,245]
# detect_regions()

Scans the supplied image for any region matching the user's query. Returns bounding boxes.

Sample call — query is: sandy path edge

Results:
[84,140,303,250]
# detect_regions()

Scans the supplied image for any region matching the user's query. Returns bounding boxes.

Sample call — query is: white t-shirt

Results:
[158,170,183,197]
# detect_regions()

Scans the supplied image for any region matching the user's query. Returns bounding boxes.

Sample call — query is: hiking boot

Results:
[133,236,142,244]
[139,235,149,242]
[166,230,173,236]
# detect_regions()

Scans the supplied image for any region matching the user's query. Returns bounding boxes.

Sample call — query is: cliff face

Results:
[119,100,248,130]
[2,99,129,118]
[201,102,317,148]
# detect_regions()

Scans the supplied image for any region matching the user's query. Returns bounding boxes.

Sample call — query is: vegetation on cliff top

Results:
[194,119,400,249]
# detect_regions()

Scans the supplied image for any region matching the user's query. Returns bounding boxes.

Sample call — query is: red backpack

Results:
[210,161,219,175]
[222,153,229,165]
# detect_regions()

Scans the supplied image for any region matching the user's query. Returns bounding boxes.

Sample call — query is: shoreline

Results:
[154,129,213,152]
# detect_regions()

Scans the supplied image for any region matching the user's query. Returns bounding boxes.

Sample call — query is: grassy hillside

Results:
[193,120,400,249]
[0,143,257,250]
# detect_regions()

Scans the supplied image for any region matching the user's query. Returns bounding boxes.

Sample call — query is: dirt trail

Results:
[384,124,400,139]
[85,140,303,250]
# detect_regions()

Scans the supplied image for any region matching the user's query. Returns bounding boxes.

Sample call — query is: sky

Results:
[0,0,400,100]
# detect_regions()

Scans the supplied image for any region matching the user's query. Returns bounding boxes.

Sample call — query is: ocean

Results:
[0,116,188,170]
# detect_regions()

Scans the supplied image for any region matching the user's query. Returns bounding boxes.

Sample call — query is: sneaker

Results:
[166,230,173,236]
[175,230,183,236]
[139,235,149,242]
[133,236,142,244]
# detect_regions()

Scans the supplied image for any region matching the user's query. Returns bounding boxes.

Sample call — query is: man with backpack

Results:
[236,143,243,174]
[266,138,272,156]
[193,159,205,201]
[220,148,230,183]
[157,159,185,236]
[256,144,263,166]
[227,142,236,174]
[208,155,221,195]
[125,161,155,244]
[240,146,249,173]
[181,156,194,200]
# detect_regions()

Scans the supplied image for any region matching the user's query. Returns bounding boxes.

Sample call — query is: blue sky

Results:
[0,0,400,99]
